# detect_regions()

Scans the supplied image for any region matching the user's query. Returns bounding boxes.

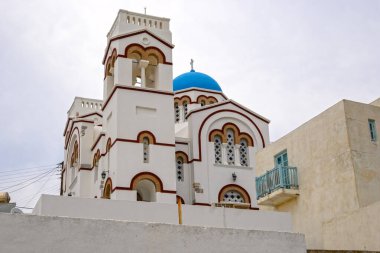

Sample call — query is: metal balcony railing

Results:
[256,166,299,200]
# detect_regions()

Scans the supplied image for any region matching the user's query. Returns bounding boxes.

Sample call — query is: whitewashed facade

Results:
[62,9,270,209]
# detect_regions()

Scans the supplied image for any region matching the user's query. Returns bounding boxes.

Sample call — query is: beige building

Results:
[255,98,380,251]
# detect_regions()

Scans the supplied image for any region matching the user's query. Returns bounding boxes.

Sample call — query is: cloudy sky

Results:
[0,0,379,210]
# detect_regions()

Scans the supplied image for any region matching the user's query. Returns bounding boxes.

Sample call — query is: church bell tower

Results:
[101,10,176,203]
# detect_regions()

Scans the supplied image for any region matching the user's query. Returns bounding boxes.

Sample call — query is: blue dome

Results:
[173,70,222,92]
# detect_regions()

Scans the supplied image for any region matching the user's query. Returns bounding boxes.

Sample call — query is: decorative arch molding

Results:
[209,122,254,146]
[106,138,112,153]
[130,172,163,193]
[93,149,101,167]
[125,43,166,64]
[175,151,189,164]
[103,177,113,199]
[105,48,117,77]
[137,131,156,144]
[174,95,192,106]
[218,184,251,204]
[197,95,218,105]
[189,109,266,162]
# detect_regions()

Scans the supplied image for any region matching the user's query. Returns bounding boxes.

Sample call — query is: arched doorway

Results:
[135,179,156,202]
[103,178,112,199]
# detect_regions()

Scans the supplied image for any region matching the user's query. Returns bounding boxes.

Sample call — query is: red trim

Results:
[64,120,94,149]
[193,203,211,206]
[102,85,173,112]
[175,141,189,145]
[250,207,260,210]
[190,109,266,162]
[186,100,270,124]
[91,133,105,151]
[124,43,171,64]
[137,130,157,144]
[78,112,103,119]
[102,30,174,64]
[208,122,254,146]
[112,138,175,147]
[78,167,93,171]
[174,88,228,100]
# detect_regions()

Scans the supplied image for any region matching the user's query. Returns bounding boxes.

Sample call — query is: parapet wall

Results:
[0,213,306,253]
[33,194,292,232]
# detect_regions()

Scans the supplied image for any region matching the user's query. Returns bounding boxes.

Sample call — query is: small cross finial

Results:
[190,59,194,71]
[144,7,147,15]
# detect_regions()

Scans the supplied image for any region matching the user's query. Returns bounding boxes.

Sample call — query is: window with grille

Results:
[223,190,244,203]
[183,102,188,118]
[369,119,377,141]
[174,103,180,123]
[143,137,149,163]
[176,157,184,182]
[226,129,235,165]
[214,135,222,164]
[239,139,248,166]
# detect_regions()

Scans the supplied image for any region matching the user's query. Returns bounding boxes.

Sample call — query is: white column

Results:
[139,60,150,88]
[222,143,228,165]
[235,144,240,166]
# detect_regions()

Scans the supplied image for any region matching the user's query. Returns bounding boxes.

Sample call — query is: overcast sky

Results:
[0,0,379,209]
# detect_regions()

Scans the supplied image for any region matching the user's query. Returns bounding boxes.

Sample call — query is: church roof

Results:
[173,70,222,92]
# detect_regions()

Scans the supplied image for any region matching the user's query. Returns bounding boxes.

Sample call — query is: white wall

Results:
[0,213,306,253]
[33,195,293,232]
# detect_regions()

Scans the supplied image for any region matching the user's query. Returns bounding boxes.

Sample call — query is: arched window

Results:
[183,102,188,118]
[143,137,149,163]
[93,152,100,183]
[223,190,244,203]
[239,139,248,167]
[226,129,235,165]
[200,100,206,106]
[176,157,184,182]
[174,102,180,123]
[103,178,112,199]
[214,135,222,164]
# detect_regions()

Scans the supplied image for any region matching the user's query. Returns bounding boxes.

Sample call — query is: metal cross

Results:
[190,59,194,71]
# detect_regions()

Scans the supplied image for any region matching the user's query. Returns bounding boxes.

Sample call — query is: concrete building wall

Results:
[0,213,306,253]
[256,100,360,249]
[322,201,380,251]
[344,100,380,207]
[256,99,380,251]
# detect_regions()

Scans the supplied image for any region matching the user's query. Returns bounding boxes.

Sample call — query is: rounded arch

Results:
[218,184,251,204]
[103,177,112,199]
[130,172,163,193]
[125,44,166,64]
[137,131,156,144]
[105,48,117,77]
[175,151,189,164]
[208,122,255,147]
[106,138,112,153]
[222,123,240,144]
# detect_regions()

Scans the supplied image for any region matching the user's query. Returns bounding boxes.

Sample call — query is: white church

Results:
[61,9,270,209]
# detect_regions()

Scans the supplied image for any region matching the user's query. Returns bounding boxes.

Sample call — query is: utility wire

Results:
[0,167,58,181]
[0,168,57,191]
[0,167,57,186]
[0,163,58,174]
[24,169,56,207]
[8,168,59,194]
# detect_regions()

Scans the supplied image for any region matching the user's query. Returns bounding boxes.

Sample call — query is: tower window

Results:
[183,102,188,118]
[176,157,184,182]
[174,103,180,123]
[369,119,377,141]
[214,135,222,164]
[226,129,235,165]
[239,139,248,167]
[143,137,149,163]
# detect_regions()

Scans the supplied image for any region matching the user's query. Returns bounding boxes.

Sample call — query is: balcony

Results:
[255,166,299,206]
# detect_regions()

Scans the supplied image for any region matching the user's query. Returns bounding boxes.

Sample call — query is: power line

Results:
[0,166,58,180]
[0,168,57,191]
[8,169,59,194]
[24,169,56,207]
[0,163,59,174]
